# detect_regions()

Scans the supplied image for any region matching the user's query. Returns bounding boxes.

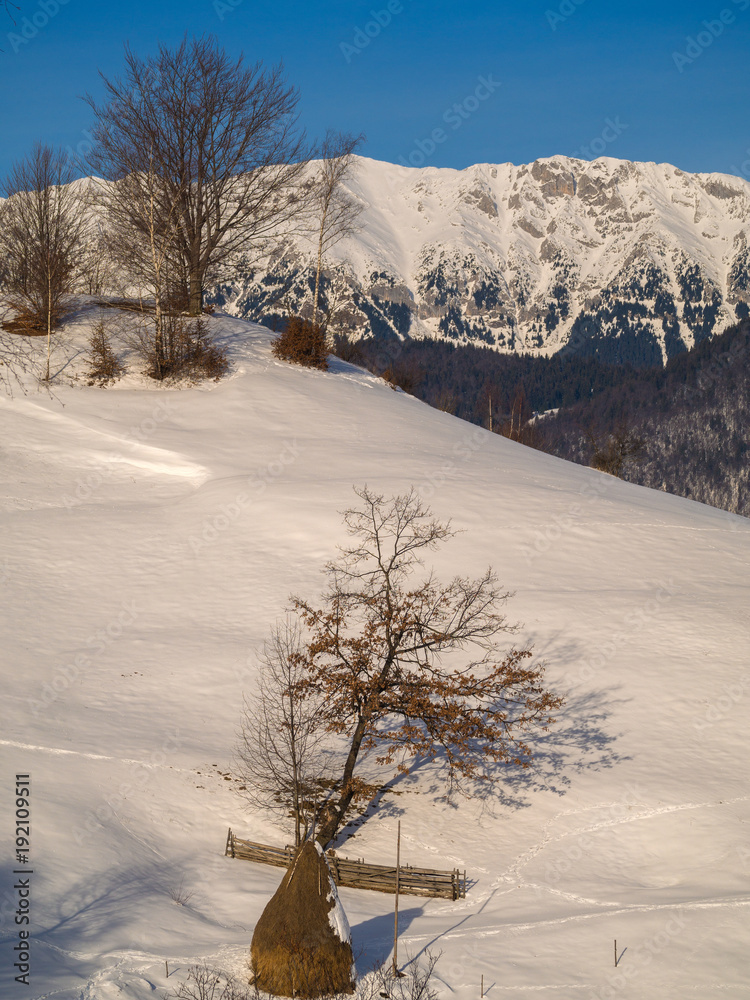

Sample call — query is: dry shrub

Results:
[167,963,250,1000]
[380,361,422,395]
[331,333,364,365]
[131,314,229,382]
[272,316,328,370]
[359,952,441,1000]
[0,313,48,337]
[86,318,125,385]
[588,422,645,478]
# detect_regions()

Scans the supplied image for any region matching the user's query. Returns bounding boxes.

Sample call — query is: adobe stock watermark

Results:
[63,129,95,172]
[729,144,750,181]
[72,731,182,847]
[535,785,646,895]
[570,117,629,160]
[213,0,244,21]
[672,0,749,72]
[546,0,588,31]
[187,439,300,554]
[340,1,406,63]
[398,74,501,168]
[590,910,688,999]
[416,424,487,500]
[519,476,611,563]
[694,672,750,731]
[575,580,677,685]
[64,66,168,168]
[26,601,140,716]
[61,398,177,508]
[6,0,71,54]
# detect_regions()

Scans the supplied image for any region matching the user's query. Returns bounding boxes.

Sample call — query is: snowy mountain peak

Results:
[219,155,750,365]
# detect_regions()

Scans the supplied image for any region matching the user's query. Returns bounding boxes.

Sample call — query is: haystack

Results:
[251,841,355,997]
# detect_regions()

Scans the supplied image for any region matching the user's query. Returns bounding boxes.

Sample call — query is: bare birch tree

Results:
[234,618,333,845]
[85,35,311,315]
[0,144,89,380]
[308,130,365,330]
[96,149,187,377]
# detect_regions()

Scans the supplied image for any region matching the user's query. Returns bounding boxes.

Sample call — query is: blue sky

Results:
[1,0,750,180]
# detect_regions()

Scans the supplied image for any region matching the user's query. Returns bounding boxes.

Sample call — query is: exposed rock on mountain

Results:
[211,155,750,366]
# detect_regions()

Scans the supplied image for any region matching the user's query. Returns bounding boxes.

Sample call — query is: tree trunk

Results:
[188,268,203,316]
[154,295,164,379]
[46,272,52,382]
[312,224,325,328]
[315,685,384,847]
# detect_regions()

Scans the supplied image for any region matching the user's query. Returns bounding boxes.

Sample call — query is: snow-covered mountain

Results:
[1,309,749,998]
[216,155,750,365]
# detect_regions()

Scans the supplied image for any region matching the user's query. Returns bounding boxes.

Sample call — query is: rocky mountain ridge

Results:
[212,155,750,365]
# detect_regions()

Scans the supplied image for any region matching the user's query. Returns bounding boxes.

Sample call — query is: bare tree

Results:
[0,144,89,380]
[307,130,365,329]
[0,312,38,395]
[291,487,563,848]
[97,149,187,376]
[86,35,311,315]
[234,618,333,846]
[587,418,645,478]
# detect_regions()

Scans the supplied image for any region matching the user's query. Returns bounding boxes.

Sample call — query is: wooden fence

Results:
[224,828,466,900]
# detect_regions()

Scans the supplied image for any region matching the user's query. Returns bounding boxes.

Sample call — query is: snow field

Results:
[0,307,748,999]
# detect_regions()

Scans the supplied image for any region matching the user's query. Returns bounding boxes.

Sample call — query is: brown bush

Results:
[272,317,328,370]
[131,314,229,382]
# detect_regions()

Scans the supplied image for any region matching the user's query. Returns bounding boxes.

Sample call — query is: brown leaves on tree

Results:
[288,486,563,846]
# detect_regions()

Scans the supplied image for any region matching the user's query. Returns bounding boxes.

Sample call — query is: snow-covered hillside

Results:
[217,155,750,365]
[1,309,749,999]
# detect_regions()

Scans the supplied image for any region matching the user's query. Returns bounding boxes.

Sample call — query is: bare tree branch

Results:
[0,144,90,381]
[85,34,312,315]
[306,130,365,330]
[234,617,335,845]
[289,486,563,847]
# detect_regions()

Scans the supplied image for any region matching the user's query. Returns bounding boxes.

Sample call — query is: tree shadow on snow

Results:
[476,683,629,814]
[333,671,628,844]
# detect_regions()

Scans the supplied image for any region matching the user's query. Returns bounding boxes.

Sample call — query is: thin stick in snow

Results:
[393,820,401,975]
